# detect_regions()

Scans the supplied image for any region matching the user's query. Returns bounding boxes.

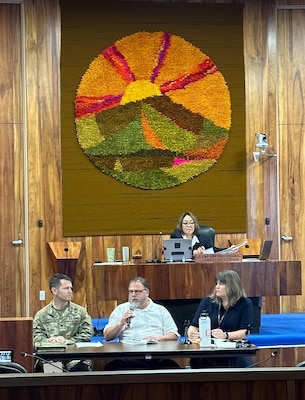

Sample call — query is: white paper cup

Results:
[122,246,129,263]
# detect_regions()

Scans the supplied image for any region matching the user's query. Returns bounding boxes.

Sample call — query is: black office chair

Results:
[0,361,28,373]
[170,225,216,249]
[198,225,216,249]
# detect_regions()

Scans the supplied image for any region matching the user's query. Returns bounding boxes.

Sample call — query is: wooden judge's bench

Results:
[91,259,302,302]
[90,258,301,337]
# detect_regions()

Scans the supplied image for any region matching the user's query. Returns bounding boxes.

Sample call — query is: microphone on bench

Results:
[152,231,163,263]
[20,351,69,372]
[245,349,278,368]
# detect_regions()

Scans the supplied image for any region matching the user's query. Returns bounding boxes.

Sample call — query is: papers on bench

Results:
[75,342,103,348]
[121,339,159,345]
[216,240,248,254]
[194,241,247,263]
[93,261,124,266]
[212,339,238,348]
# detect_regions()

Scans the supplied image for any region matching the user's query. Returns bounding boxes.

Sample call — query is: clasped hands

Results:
[47,336,67,343]
[188,327,228,342]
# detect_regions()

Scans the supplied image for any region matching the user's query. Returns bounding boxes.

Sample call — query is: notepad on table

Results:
[36,342,67,352]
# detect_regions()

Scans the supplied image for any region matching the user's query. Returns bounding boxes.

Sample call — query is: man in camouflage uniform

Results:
[33,273,93,372]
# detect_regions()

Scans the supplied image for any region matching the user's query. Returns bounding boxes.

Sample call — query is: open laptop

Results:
[0,349,13,362]
[243,240,273,261]
[163,239,192,262]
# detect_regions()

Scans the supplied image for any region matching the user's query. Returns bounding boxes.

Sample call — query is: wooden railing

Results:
[0,368,305,399]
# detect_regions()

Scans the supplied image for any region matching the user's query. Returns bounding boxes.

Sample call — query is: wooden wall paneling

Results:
[132,234,150,262]
[253,346,305,368]
[277,7,305,312]
[261,0,279,260]
[24,0,62,315]
[0,3,26,316]
[243,0,281,313]
[2,0,302,318]
[243,0,269,240]
[0,318,33,372]
[247,0,279,244]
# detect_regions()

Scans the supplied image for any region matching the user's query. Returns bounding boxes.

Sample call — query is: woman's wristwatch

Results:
[225,332,229,340]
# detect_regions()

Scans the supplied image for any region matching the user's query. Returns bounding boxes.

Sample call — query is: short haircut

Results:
[49,273,72,290]
[129,277,149,289]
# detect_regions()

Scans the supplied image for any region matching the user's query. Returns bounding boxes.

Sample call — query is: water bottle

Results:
[199,310,211,347]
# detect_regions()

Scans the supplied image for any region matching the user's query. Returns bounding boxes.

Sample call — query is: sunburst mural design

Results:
[75,31,231,190]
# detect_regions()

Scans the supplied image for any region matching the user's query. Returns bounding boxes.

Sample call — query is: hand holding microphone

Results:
[126,305,135,328]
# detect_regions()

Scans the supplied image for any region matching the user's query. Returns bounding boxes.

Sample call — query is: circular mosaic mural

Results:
[75,31,231,190]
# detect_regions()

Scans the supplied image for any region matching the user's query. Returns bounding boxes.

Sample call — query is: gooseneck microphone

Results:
[245,349,278,368]
[20,351,69,372]
[152,231,163,263]
[145,231,163,263]
[126,305,135,328]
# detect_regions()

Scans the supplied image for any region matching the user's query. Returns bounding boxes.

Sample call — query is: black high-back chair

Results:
[170,224,216,249]
[0,362,27,373]
[198,225,216,249]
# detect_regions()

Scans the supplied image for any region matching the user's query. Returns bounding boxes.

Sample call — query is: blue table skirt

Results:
[91,313,305,347]
[248,313,305,346]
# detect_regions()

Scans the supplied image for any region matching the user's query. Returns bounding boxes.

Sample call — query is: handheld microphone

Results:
[20,351,69,372]
[126,305,135,328]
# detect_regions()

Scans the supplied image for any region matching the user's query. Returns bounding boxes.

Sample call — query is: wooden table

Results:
[36,340,257,361]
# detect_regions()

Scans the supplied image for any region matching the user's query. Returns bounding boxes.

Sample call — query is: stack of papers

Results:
[216,240,248,254]
[75,342,103,348]
[212,339,237,348]
[121,339,159,346]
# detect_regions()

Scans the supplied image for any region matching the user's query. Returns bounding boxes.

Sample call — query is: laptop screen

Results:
[242,240,273,260]
[0,349,13,362]
[163,239,192,261]
[259,240,273,260]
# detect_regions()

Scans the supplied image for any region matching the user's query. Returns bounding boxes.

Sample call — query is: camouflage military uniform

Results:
[33,301,93,371]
